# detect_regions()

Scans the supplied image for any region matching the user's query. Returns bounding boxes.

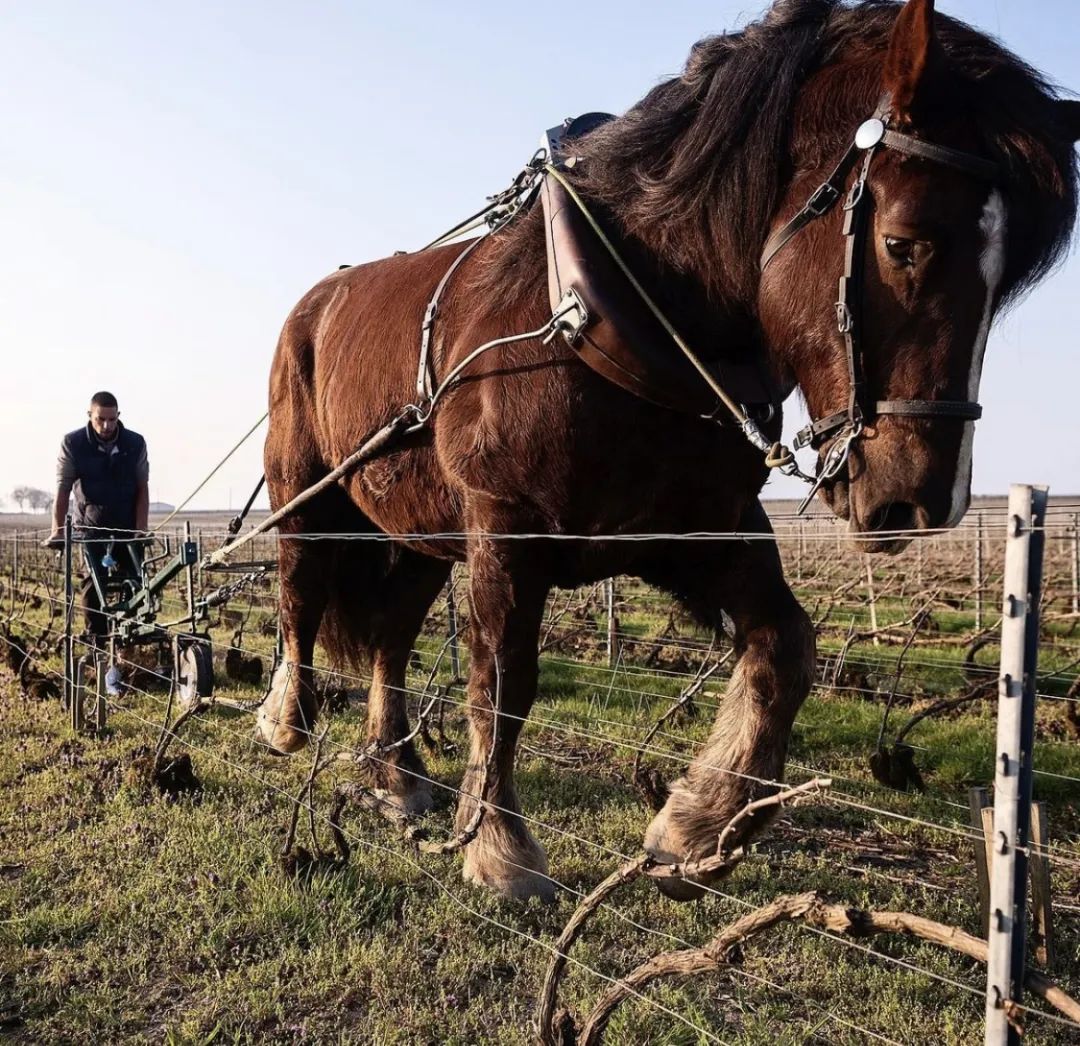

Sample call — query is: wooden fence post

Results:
[11,530,18,617]
[93,653,108,733]
[969,786,993,934]
[974,512,985,631]
[71,656,87,732]
[1072,511,1079,616]
[63,514,74,712]
[1028,802,1055,970]
[865,561,879,645]
[984,484,1048,1045]
[446,568,461,679]
[972,788,1055,969]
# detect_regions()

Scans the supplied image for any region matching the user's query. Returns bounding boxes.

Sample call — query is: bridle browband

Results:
[760,107,999,504]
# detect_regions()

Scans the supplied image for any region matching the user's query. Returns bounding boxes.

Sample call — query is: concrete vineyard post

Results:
[985,485,1048,1045]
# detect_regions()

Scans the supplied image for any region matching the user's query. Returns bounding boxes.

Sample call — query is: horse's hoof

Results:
[463,858,557,903]
[372,784,434,820]
[652,871,707,903]
[644,806,708,903]
[461,833,556,903]
[253,707,309,755]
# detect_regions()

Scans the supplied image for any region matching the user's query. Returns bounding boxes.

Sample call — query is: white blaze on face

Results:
[946,190,1008,526]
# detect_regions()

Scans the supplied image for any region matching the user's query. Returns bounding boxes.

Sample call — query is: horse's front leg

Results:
[642,503,816,900]
[456,532,554,901]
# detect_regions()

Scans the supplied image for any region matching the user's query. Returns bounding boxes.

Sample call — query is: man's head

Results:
[88,391,120,441]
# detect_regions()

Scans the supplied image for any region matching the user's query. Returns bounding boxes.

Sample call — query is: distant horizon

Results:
[3,490,1079,522]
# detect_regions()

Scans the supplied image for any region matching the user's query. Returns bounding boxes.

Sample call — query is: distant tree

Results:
[27,489,52,514]
[10,486,31,512]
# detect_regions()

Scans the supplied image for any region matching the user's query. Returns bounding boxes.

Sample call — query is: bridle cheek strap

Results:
[762,113,998,460]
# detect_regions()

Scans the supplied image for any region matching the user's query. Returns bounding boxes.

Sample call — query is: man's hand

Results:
[41,533,65,551]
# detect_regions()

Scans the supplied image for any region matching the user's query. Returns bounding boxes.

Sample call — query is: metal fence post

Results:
[184,520,196,633]
[985,484,1048,1045]
[63,514,74,711]
[605,578,617,667]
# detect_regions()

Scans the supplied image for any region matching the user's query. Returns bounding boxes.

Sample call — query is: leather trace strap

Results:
[764,107,998,469]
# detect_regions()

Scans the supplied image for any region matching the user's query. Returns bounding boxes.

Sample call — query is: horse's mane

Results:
[472,0,1077,311]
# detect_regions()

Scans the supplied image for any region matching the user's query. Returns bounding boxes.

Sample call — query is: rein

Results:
[211,108,1005,563]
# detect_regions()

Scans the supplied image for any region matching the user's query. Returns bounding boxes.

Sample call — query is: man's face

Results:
[88,404,119,440]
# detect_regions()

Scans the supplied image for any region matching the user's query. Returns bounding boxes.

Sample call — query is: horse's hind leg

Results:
[361,547,451,815]
[256,501,332,754]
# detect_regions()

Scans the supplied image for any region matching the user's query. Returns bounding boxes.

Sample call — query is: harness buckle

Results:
[835,301,854,334]
[795,421,864,514]
[843,176,867,211]
[806,182,841,217]
[793,424,815,451]
[544,287,590,345]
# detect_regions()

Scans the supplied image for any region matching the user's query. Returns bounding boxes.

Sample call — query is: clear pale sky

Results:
[1,1,1077,512]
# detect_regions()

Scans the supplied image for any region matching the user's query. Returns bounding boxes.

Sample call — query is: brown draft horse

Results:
[258,0,1079,900]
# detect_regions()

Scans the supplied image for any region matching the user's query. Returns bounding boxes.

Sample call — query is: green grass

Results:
[2,626,1079,1045]
[2,528,1079,1043]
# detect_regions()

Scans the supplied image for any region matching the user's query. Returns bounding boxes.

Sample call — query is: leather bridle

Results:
[760,107,999,498]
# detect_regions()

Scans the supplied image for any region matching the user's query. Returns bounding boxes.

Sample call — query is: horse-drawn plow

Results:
[2,494,1079,1043]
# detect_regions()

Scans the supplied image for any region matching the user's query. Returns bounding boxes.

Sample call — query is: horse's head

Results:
[759,0,1080,552]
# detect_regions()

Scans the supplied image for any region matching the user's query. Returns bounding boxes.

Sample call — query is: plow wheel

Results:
[177,638,214,709]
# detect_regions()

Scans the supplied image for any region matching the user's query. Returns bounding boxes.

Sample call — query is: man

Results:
[44,392,150,644]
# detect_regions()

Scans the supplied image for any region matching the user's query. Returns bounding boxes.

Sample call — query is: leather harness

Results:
[209,105,1008,564]
[538,116,777,419]
[411,106,1000,506]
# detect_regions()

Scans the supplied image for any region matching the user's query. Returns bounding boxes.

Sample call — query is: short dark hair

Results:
[90,391,118,409]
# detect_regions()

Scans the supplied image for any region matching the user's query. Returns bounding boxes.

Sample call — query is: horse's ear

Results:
[883,0,943,122]
[1055,99,1080,143]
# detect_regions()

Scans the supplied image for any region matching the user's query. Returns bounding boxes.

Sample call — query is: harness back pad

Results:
[541,174,775,417]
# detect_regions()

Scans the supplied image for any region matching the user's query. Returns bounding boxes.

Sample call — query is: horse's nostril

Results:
[866,501,920,536]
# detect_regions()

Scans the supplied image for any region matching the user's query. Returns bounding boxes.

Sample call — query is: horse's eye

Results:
[884,236,917,266]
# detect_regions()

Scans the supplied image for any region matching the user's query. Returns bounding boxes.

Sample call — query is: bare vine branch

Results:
[575,894,1080,1045]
